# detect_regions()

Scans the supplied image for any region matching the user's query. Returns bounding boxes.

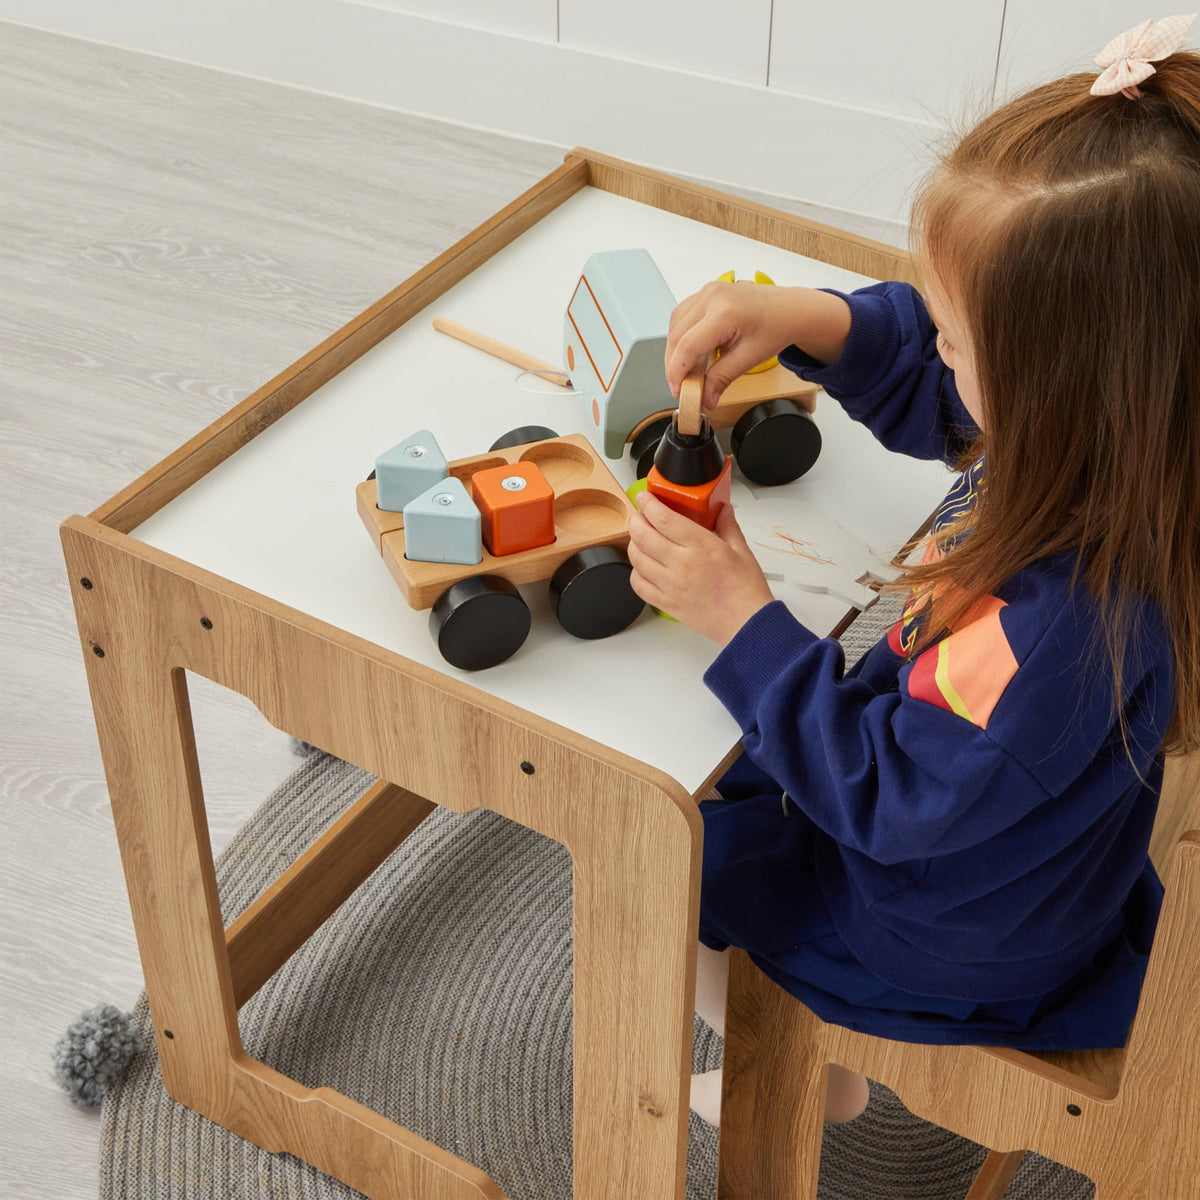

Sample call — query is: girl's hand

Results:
[627,491,775,646]
[665,281,799,411]
[665,282,853,411]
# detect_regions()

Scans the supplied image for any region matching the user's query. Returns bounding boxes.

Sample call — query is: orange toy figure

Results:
[645,412,732,531]
[646,451,731,530]
[646,360,732,530]
[471,460,556,556]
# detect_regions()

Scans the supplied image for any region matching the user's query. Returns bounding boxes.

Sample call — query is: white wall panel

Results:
[994,1,1173,103]
[558,0,772,85]
[769,0,1006,124]
[349,0,557,42]
[2,0,928,229]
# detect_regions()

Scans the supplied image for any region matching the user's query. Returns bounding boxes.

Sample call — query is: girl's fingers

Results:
[626,533,666,579]
[626,534,672,607]
[628,566,668,609]
[667,291,702,339]
[666,313,722,388]
[666,297,705,397]
[714,501,747,548]
[634,490,703,548]
[666,311,735,398]
[628,508,680,568]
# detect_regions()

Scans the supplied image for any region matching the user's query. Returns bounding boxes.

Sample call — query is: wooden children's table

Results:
[61,150,952,1199]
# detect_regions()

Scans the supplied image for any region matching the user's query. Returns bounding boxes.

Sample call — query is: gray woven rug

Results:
[99,594,1096,1199]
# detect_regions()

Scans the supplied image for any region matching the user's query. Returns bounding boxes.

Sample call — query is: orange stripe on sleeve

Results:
[905,595,1019,729]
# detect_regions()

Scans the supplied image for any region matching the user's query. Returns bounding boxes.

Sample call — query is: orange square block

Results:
[646,457,732,531]
[471,461,556,556]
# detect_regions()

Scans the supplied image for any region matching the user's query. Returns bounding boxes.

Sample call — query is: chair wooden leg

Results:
[718,949,827,1199]
[965,1150,1026,1200]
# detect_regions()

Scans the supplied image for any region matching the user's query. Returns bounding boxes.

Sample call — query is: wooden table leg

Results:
[568,782,703,1200]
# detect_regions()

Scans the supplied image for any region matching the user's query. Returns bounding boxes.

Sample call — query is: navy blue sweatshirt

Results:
[703,282,1175,1003]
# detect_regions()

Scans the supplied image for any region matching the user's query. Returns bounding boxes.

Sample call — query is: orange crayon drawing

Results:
[752,525,838,568]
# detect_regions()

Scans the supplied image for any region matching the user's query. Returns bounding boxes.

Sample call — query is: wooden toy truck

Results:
[565,250,823,481]
[435,250,824,484]
[357,429,644,670]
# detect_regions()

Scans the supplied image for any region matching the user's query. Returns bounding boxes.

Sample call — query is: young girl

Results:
[628,23,1200,1127]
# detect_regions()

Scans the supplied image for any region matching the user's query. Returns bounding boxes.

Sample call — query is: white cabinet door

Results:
[768,0,1007,123]
[354,0,557,43]
[995,1,1164,102]
[558,0,773,85]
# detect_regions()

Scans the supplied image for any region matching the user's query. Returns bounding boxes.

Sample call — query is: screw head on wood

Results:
[80,578,94,590]
[1066,1104,1082,1116]
[520,761,535,775]
[91,644,105,657]
[200,617,213,629]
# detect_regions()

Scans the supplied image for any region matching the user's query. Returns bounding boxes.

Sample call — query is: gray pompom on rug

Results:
[77,592,1095,1198]
[52,1004,139,1109]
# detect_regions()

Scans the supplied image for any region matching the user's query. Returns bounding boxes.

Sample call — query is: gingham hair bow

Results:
[1091,14,1196,98]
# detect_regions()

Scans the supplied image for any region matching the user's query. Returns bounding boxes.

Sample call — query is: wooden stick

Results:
[432,315,570,385]
[677,357,710,437]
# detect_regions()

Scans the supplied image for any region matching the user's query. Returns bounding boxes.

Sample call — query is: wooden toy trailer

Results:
[564,249,824,483]
[357,431,644,670]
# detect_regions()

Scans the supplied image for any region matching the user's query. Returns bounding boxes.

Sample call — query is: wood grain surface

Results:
[0,22,561,1197]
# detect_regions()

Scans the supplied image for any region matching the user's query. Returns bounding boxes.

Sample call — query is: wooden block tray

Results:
[356,433,635,610]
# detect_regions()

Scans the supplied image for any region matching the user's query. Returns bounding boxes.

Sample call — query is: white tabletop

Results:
[133,186,952,794]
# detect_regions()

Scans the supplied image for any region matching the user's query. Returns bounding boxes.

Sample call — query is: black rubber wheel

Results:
[488,425,560,452]
[629,416,672,479]
[549,547,645,640]
[429,575,531,670]
[730,399,822,486]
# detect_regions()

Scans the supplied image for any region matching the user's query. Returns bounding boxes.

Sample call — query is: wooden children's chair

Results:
[717,750,1200,1200]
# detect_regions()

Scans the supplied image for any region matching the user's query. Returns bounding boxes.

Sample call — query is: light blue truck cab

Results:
[564,249,677,459]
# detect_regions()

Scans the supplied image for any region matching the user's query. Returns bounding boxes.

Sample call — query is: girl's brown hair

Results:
[904,52,1200,754]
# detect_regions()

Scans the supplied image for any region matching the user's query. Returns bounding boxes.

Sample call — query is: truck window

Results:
[567,277,622,394]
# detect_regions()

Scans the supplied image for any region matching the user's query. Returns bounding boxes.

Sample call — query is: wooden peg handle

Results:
[677,356,711,437]
[432,316,570,386]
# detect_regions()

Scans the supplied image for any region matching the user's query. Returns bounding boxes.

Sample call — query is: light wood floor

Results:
[0,22,889,1197]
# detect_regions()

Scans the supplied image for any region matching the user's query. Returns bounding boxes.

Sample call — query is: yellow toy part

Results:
[714,270,778,372]
[624,477,677,622]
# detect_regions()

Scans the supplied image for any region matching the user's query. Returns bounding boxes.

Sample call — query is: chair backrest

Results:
[1148,749,1200,872]
[1035,747,1200,1093]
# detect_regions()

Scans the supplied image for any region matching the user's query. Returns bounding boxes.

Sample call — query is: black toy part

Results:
[731,400,822,486]
[651,414,726,486]
[489,425,561,452]
[429,575,531,670]
[549,547,645,640]
[629,415,673,480]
